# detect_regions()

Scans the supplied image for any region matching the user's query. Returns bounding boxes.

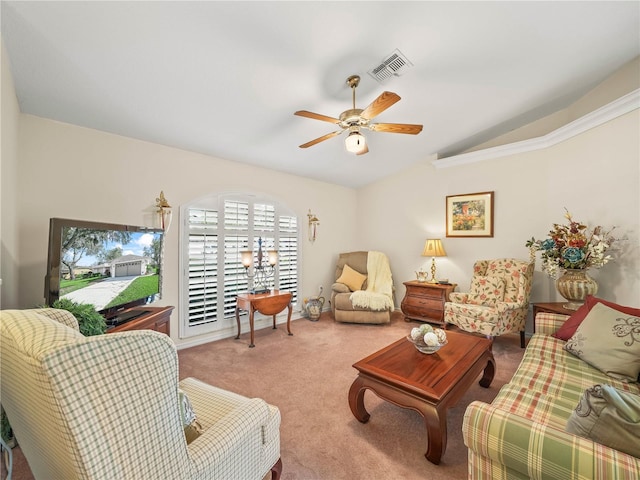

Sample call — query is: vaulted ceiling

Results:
[2,1,639,187]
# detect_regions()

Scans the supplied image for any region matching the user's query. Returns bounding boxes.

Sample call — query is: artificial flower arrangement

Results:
[525,209,616,278]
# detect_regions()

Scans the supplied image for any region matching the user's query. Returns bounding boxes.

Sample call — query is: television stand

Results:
[107,306,174,336]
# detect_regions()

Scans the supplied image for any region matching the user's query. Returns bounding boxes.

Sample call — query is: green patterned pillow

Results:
[565,302,640,382]
[566,384,640,457]
[467,275,505,306]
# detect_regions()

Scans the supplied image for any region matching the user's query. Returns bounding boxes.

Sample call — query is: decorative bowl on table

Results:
[408,325,448,354]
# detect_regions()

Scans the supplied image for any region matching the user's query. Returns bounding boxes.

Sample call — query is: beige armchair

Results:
[331,251,394,324]
[444,258,534,347]
[0,308,282,480]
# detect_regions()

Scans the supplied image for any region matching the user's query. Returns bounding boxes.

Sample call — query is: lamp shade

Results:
[344,131,366,154]
[422,239,446,257]
[240,250,253,268]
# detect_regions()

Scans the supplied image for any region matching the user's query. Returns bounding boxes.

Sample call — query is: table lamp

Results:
[421,239,447,283]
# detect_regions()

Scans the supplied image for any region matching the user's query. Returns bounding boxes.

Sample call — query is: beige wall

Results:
[16,115,357,346]
[3,47,639,343]
[358,110,640,327]
[0,40,20,308]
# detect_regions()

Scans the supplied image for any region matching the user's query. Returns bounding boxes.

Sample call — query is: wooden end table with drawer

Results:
[401,281,456,327]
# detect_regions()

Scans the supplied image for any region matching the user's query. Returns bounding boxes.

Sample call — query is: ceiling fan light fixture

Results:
[345,130,366,154]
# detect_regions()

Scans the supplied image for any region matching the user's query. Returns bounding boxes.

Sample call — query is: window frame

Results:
[179,192,300,339]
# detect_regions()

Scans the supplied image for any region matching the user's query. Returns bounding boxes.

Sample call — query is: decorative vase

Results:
[556,268,598,310]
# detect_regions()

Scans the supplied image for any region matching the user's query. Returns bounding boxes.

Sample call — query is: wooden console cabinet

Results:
[401,281,456,327]
[107,305,174,335]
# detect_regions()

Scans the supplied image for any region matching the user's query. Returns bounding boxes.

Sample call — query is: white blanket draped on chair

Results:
[350,251,393,311]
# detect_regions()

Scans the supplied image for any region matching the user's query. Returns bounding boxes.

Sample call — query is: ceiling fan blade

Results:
[360,91,401,120]
[369,123,423,135]
[294,110,341,124]
[299,130,343,148]
[356,144,369,155]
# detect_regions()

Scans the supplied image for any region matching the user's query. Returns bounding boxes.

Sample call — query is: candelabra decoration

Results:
[155,191,172,232]
[241,237,278,294]
[307,209,320,243]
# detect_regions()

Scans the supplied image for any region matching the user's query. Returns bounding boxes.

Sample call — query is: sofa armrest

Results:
[332,282,351,294]
[188,398,270,475]
[463,401,640,480]
[495,302,527,313]
[535,312,570,336]
[448,292,468,303]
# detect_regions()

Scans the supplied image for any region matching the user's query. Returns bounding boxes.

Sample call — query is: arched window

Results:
[180,193,299,338]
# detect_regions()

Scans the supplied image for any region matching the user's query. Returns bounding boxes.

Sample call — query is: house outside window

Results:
[180,193,299,338]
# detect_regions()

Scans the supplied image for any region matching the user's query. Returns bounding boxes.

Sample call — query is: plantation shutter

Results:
[183,195,299,338]
[278,215,298,304]
[187,209,218,326]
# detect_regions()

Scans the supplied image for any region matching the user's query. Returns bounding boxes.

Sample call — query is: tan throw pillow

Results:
[467,275,505,306]
[336,264,367,292]
[566,384,640,457]
[564,302,640,382]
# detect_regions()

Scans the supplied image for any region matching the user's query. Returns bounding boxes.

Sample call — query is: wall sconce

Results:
[307,209,320,243]
[241,236,278,294]
[421,238,447,283]
[155,191,172,232]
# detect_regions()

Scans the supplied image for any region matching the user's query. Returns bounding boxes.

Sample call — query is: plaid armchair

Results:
[0,308,282,480]
[444,258,534,347]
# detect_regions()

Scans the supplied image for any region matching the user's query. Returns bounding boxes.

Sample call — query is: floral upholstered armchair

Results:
[0,308,282,480]
[444,258,534,347]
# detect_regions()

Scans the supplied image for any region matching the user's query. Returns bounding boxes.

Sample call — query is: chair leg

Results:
[520,330,525,348]
[270,457,283,480]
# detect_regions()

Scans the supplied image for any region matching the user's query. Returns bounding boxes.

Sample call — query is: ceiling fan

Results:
[294,74,423,155]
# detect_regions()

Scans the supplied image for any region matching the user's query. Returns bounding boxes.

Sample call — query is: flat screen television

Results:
[45,218,164,324]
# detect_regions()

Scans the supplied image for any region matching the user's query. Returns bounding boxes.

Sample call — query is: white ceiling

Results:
[2,1,639,188]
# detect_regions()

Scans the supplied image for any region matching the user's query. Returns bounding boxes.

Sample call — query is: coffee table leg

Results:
[479,356,496,388]
[421,404,447,465]
[348,376,370,423]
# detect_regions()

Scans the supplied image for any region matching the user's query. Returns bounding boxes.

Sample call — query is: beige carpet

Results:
[4,311,526,480]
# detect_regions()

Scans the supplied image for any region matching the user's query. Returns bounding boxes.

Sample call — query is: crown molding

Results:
[432,88,640,169]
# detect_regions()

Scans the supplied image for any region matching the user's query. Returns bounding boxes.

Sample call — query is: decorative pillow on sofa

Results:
[564,302,640,382]
[553,295,640,341]
[566,384,640,458]
[179,389,203,444]
[466,276,505,306]
[336,264,367,292]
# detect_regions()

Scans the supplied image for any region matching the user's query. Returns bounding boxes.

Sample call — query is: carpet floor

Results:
[3,311,526,480]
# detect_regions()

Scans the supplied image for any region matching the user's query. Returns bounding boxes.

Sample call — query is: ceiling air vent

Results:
[368,49,413,84]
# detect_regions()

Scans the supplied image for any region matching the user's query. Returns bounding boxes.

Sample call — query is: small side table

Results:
[401,281,457,327]
[235,290,293,348]
[532,302,575,333]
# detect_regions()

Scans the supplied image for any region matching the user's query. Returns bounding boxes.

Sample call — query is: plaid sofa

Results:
[1,308,282,480]
[463,312,640,479]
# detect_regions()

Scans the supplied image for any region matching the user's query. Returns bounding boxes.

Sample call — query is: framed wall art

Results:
[446,191,494,237]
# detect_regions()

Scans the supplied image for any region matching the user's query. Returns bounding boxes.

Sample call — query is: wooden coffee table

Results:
[348,331,495,464]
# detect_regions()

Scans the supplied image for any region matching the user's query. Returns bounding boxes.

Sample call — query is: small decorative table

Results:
[235,290,293,347]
